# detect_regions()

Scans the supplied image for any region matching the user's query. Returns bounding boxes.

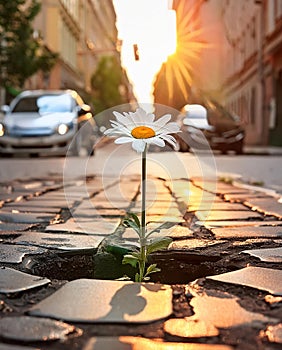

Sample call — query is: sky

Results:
[113,0,176,103]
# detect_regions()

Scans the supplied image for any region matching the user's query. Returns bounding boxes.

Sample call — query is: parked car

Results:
[0,89,98,157]
[174,100,245,154]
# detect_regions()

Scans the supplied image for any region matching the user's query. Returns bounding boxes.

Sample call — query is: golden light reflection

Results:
[153,0,210,109]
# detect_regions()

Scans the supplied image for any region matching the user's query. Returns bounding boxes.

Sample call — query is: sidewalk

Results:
[244,145,282,155]
[0,174,282,349]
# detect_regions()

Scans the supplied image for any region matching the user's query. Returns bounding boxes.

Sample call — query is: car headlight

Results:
[57,123,69,135]
[0,123,5,137]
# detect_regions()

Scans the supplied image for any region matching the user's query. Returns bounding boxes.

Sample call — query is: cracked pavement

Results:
[0,173,282,350]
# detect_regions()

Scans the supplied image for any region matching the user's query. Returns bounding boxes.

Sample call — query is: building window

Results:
[61,23,77,69]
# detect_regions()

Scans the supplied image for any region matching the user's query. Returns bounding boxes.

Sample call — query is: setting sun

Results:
[113,0,177,103]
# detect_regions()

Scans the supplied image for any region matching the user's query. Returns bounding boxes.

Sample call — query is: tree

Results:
[0,0,58,94]
[90,55,128,117]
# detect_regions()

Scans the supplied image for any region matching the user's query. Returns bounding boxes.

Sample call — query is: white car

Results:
[0,89,98,156]
[174,101,245,154]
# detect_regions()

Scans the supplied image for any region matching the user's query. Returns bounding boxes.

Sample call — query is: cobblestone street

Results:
[0,172,282,350]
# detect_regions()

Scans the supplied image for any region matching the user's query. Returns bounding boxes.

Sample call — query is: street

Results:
[1,140,282,194]
[1,139,282,349]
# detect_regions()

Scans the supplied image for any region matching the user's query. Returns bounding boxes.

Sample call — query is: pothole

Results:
[22,249,222,285]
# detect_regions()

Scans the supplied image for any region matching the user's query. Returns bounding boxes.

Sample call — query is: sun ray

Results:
[153,0,210,109]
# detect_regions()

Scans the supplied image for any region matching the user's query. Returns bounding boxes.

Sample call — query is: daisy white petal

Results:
[115,137,134,144]
[113,111,132,126]
[157,122,180,135]
[104,108,180,153]
[160,134,178,149]
[132,139,146,152]
[153,114,172,128]
[147,137,166,148]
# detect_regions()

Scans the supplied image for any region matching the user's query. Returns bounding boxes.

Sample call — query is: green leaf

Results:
[145,222,176,238]
[105,244,131,256]
[147,237,173,254]
[127,212,141,228]
[145,264,161,276]
[122,219,141,236]
[122,254,139,268]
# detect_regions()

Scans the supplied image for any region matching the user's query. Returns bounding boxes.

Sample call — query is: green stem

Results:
[141,145,147,236]
[139,145,147,281]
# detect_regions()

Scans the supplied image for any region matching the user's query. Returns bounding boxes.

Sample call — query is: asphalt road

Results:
[0,141,281,193]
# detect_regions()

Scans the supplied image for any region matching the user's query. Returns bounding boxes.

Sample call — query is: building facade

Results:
[26,0,133,103]
[171,0,282,146]
[217,0,282,146]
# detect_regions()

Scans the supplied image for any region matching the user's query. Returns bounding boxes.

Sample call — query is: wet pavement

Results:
[0,174,282,349]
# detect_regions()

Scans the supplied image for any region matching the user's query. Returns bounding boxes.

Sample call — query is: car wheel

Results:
[235,148,243,155]
[234,140,244,155]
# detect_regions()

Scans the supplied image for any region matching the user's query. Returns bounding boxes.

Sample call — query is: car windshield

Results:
[12,94,73,114]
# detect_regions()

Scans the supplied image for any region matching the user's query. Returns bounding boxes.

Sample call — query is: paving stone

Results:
[168,182,218,202]
[87,200,129,210]
[188,202,249,212]
[14,231,104,250]
[242,247,282,262]
[93,192,133,208]
[211,226,282,238]
[83,336,234,350]
[196,220,282,228]
[73,207,125,217]
[146,216,185,224]
[3,201,63,210]
[29,279,172,323]
[244,197,282,218]
[232,238,274,246]
[0,193,27,202]
[132,203,181,217]
[0,244,46,263]
[151,224,194,238]
[263,323,282,343]
[223,193,271,202]
[0,223,33,232]
[1,205,60,213]
[23,199,74,207]
[164,319,219,338]
[0,316,80,342]
[216,187,253,195]
[208,266,282,295]
[0,267,50,294]
[12,181,45,191]
[121,224,193,240]
[169,239,225,250]
[133,202,179,210]
[90,197,131,210]
[136,193,172,203]
[196,210,263,222]
[0,211,54,224]
[178,287,276,332]
[46,217,120,235]
[0,344,38,350]
[264,295,282,306]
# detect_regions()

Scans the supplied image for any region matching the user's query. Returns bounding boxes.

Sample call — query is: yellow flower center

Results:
[131,126,155,139]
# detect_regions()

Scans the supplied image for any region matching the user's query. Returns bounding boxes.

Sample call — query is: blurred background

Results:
[0,0,282,148]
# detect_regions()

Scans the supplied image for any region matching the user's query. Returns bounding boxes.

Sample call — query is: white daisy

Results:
[104,107,180,152]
